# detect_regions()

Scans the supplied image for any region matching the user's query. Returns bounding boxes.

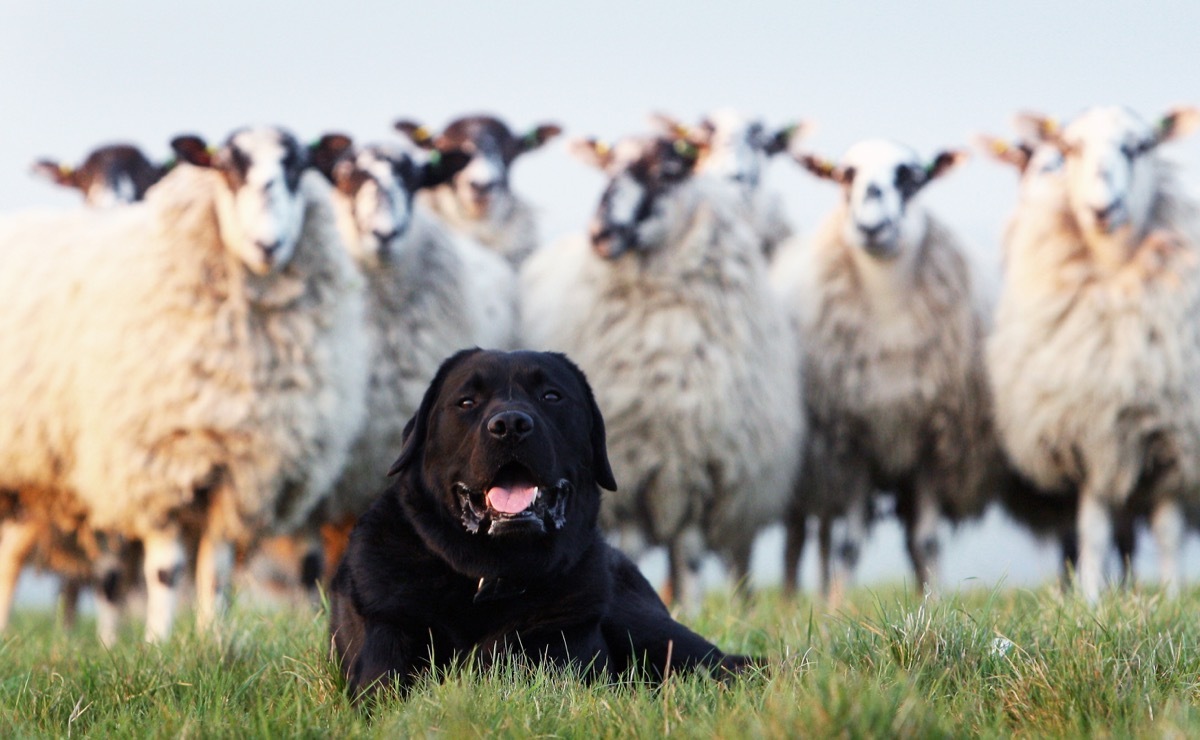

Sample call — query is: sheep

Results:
[314,134,517,539]
[31,143,169,207]
[651,109,808,259]
[773,139,996,605]
[394,114,561,267]
[975,134,1140,589]
[0,125,368,641]
[520,132,803,612]
[986,105,1200,601]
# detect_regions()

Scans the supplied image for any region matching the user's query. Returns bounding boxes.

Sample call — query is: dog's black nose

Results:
[487,410,534,442]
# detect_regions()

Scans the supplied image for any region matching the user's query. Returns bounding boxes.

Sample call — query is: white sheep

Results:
[773,139,996,605]
[651,108,808,259]
[31,143,168,207]
[976,134,1140,588]
[0,126,368,641]
[987,105,1200,600]
[394,115,561,267]
[310,135,516,522]
[521,133,803,612]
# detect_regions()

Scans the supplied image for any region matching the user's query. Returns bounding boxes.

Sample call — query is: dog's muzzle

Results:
[454,478,571,536]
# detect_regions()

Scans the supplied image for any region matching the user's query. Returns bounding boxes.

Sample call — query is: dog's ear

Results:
[557,353,618,491]
[388,348,482,477]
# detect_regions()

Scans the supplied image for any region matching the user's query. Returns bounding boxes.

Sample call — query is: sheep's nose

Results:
[857,221,887,239]
[372,228,399,244]
[1092,200,1125,230]
[487,410,534,442]
[255,239,282,256]
[470,181,498,197]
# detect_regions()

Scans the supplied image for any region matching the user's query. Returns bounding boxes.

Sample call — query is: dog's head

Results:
[388,349,617,577]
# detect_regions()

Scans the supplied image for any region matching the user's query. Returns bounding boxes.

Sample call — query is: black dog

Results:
[329,348,758,698]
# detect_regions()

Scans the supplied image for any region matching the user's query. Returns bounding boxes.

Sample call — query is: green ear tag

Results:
[428,150,442,167]
[673,139,697,159]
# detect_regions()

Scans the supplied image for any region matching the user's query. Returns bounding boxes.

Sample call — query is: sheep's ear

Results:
[648,112,693,140]
[394,120,437,150]
[568,137,614,171]
[925,149,968,181]
[1155,106,1200,145]
[170,135,214,167]
[1013,112,1063,146]
[975,135,1032,172]
[308,133,354,183]
[418,150,472,190]
[795,153,849,184]
[764,121,812,157]
[30,159,78,188]
[519,123,563,154]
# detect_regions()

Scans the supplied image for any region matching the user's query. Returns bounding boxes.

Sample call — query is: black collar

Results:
[473,576,527,604]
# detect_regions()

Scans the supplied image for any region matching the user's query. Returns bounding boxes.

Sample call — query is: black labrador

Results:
[330,348,758,698]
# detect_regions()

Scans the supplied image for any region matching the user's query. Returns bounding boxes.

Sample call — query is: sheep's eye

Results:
[542,390,562,403]
[1120,143,1137,161]
[457,398,476,410]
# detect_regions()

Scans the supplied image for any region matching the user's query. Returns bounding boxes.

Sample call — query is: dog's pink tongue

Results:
[486,484,538,514]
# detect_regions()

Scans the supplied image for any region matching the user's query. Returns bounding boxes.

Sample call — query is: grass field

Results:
[2,584,1199,738]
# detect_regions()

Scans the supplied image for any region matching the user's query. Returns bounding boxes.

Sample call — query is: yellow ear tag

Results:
[58,164,73,176]
[594,141,611,157]
[1043,118,1059,135]
[414,126,432,144]
[990,140,1011,155]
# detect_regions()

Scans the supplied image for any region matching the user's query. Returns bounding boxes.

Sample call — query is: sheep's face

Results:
[209,127,309,275]
[652,109,804,199]
[30,144,162,207]
[395,115,561,223]
[798,139,965,259]
[1042,106,1199,250]
[570,136,699,260]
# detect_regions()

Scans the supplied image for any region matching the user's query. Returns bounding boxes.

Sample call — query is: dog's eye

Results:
[542,390,562,402]
[457,398,476,410]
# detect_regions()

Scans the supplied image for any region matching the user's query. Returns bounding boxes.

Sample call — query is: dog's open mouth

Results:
[455,463,570,536]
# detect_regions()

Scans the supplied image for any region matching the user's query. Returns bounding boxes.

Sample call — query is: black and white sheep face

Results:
[174,127,309,275]
[798,139,965,259]
[652,109,804,198]
[31,144,163,207]
[311,135,472,265]
[333,145,422,263]
[1040,106,1199,248]
[570,136,699,260]
[395,115,561,222]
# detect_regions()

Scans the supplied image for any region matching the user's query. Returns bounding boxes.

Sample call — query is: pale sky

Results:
[4,1,1200,598]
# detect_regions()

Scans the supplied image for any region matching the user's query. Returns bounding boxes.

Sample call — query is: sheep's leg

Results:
[1058,524,1079,593]
[828,496,868,609]
[1075,493,1112,602]
[782,511,807,598]
[725,537,753,598]
[94,541,131,647]
[905,487,943,597]
[1113,509,1137,589]
[142,527,186,643]
[59,578,84,630]
[194,528,234,630]
[817,517,833,598]
[666,526,705,615]
[1149,497,1184,597]
[0,518,38,632]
